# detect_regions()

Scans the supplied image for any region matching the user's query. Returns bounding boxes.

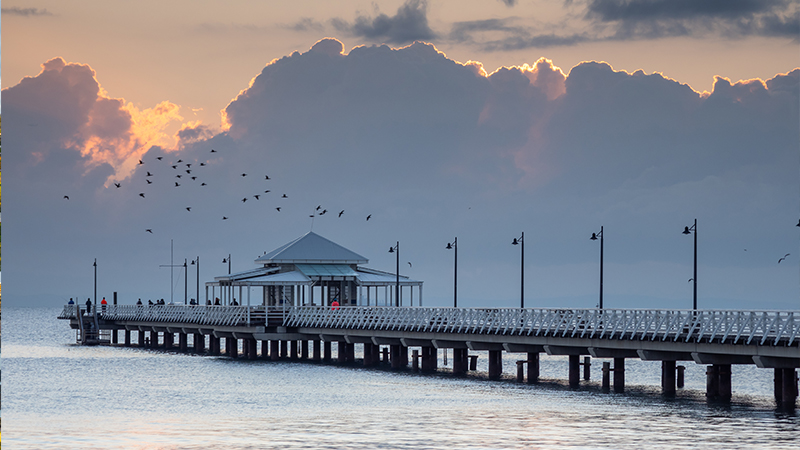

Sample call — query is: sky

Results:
[3,0,799,310]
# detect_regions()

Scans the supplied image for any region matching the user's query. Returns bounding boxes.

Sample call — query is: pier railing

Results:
[58,305,798,346]
[284,307,798,347]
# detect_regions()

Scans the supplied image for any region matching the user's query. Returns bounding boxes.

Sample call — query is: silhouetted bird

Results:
[282,194,288,198]
[338,210,344,217]
[320,209,327,215]
[200,162,206,166]
[186,163,192,168]
[172,165,178,169]
[64,195,70,200]
[408,262,412,268]
[264,190,271,193]
[688,278,693,283]
[778,254,790,263]
[265,175,270,180]
[276,207,281,212]
[114,182,121,188]
[211,149,217,153]
[201,183,207,186]
[254,195,260,200]
[176,174,182,178]
[241,173,247,177]
[146,171,153,177]
[186,207,192,212]
[175,182,180,187]
[222,216,228,220]
[242,198,248,203]
[146,179,152,184]
[138,159,143,165]
[186,169,191,174]
[316,205,321,210]
[177,159,183,163]
[157,156,163,160]
[366,215,371,221]
[310,214,315,218]
[139,193,145,198]
[191,176,197,180]
[146,229,153,233]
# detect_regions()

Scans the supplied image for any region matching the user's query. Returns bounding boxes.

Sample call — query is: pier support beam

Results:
[312,340,321,361]
[112,329,119,344]
[780,368,798,410]
[210,336,220,356]
[229,338,239,358]
[194,334,205,354]
[138,330,145,347]
[421,347,438,372]
[163,332,173,350]
[271,340,280,361]
[261,340,269,359]
[453,348,468,375]
[569,355,580,388]
[613,358,625,393]
[323,341,332,362]
[527,352,540,384]
[124,330,131,346]
[301,340,309,360]
[390,345,404,369]
[488,350,502,380]
[364,343,374,366]
[291,340,299,359]
[662,360,677,396]
[179,333,188,352]
[247,339,257,360]
[706,365,720,400]
[602,362,611,391]
[280,340,288,358]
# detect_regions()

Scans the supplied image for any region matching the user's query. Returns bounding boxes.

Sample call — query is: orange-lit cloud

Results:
[3,57,187,184]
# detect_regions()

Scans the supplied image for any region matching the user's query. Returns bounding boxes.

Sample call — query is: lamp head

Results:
[222,258,227,263]
[797,219,800,227]
[388,247,395,253]
[590,233,598,241]
[191,260,195,265]
[446,243,453,250]
[682,226,691,235]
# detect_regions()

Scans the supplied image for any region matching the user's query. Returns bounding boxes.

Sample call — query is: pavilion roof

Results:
[255,231,368,265]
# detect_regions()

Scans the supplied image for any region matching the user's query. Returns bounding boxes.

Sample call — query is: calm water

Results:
[2,307,798,449]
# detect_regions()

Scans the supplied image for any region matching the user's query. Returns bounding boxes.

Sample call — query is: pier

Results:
[56,231,799,409]
[58,304,799,409]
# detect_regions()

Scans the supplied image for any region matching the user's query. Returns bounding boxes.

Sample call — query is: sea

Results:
[2,306,799,449]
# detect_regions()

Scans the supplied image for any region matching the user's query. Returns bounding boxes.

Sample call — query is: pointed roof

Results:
[255,231,368,265]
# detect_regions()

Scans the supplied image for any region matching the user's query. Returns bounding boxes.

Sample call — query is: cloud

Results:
[1,6,53,16]
[2,57,186,183]
[6,41,799,310]
[332,0,435,44]
[288,17,325,32]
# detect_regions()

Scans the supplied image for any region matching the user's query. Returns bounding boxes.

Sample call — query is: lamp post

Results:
[191,257,199,305]
[683,219,697,311]
[512,232,524,308]
[590,227,604,310]
[388,242,400,307]
[446,237,458,307]
[93,258,97,312]
[222,254,231,275]
[183,259,188,305]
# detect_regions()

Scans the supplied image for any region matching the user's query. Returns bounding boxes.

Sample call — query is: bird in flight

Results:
[172,165,178,169]
[139,193,145,198]
[191,176,197,181]
[264,190,271,194]
[688,278,693,283]
[276,207,282,212]
[63,195,70,200]
[176,159,183,163]
[175,182,180,187]
[242,197,248,203]
[186,207,192,212]
[186,169,191,174]
[211,149,217,153]
[408,262,412,268]
[146,171,153,177]
[241,173,247,177]
[146,179,152,184]
[320,209,327,215]
[114,182,121,188]
[265,175,270,180]
[146,229,153,233]
[138,159,144,165]
[222,216,228,220]
[201,182,207,186]
[366,215,371,221]
[778,253,790,263]
[339,210,344,217]
[282,194,288,198]
[186,163,192,168]
[200,162,206,166]
[176,174,182,178]
[157,156,163,160]
[254,195,260,200]
[316,205,322,211]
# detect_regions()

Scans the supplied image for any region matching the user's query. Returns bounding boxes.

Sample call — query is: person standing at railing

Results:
[137,298,143,306]
[331,300,340,311]
[214,297,221,305]
[232,298,238,306]
[68,298,74,305]
[101,297,107,313]
[85,298,92,315]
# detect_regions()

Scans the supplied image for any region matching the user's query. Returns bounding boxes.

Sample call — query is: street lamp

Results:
[183,259,188,305]
[683,219,697,311]
[388,242,400,307]
[446,237,458,307]
[512,232,524,308]
[222,254,231,274]
[590,227,604,310]
[93,258,97,313]
[191,257,200,305]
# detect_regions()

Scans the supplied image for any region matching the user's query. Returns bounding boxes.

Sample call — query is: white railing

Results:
[58,304,282,327]
[283,307,799,347]
[58,305,799,346]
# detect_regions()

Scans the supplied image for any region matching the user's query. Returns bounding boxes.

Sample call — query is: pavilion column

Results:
[291,340,299,359]
[194,333,206,353]
[280,340,288,358]
[210,335,220,355]
[301,340,310,359]
[569,355,580,388]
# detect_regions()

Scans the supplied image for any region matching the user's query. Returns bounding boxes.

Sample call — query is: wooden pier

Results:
[59,304,799,410]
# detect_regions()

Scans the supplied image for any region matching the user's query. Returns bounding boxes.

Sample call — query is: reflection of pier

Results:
[58,304,799,409]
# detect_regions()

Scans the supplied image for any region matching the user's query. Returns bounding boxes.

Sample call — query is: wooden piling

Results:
[270,339,280,361]
[613,358,625,393]
[602,361,611,392]
[488,350,502,380]
[706,365,720,400]
[676,365,685,388]
[527,352,540,384]
[412,349,420,370]
[662,360,676,396]
[568,355,580,388]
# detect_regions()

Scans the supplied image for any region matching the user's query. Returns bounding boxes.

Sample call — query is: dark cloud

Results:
[1,7,53,16]
[332,0,435,44]
[499,0,517,6]
[289,17,325,32]
[450,18,590,50]
[586,0,800,39]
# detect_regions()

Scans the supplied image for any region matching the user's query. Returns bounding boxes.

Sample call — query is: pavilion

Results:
[205,232,423,308]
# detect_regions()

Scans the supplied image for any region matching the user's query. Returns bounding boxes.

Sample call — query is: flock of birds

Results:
[64,148,375,235]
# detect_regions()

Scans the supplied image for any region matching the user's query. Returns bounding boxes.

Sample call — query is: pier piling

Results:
[488,350,502,380]
[602,362,611,391]
[614,358,625,393]
[662,360,677,396]
[527,352,540,383]
[569,355,580,387]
